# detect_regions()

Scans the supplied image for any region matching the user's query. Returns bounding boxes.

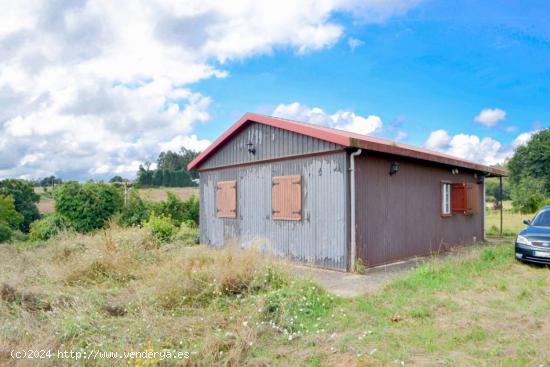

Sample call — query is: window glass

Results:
[442,183,451,215]
[532,210,550,227]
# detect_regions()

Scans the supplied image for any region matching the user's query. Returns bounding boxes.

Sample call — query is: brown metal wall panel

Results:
[355,153,484,267]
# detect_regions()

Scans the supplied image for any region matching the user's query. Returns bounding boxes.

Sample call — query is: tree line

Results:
[136,148,199,187]
[486,128,550,213]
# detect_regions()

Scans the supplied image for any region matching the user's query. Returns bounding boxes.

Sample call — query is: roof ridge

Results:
[187,112,507,176]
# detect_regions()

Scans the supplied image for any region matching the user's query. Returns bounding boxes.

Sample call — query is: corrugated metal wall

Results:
[200,122,342,170]
[355,152,484,267]
[200,152,349,270]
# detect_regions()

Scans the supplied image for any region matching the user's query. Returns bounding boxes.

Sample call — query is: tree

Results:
[136,147,200,187]
[0,179,40,232]
[109,176,126,183]
[485,177,511,202]
[511,175,546,214]
[508,129,550,196]
[157,147,200,179]
[0,195,23,229]
[54,181,123,232]
[40,176,62,187]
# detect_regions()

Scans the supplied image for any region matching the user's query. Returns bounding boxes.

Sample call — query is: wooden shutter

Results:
[451,183,467,214]
[272,175,301,221]
[466,183,480,215]
[216,180,237,218]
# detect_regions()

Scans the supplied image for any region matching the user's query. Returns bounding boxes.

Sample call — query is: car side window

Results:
[532,210,550,227]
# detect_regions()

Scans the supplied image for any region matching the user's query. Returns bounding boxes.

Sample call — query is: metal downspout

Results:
[499,176,503,237]
[350,148,362,272]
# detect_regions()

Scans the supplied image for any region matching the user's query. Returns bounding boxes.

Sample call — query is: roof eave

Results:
[188,112,508,177]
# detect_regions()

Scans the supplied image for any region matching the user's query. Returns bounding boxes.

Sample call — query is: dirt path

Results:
[291,258,423,297]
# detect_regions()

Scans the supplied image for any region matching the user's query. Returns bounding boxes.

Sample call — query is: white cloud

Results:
[273,102,382,135]
[425,129,451,151]
[424,129,539,165]
[0,0,419,179]
[512,130,537,148]
[159,135,212,153]
[395,130,408,141]
[347,37,364,51]
[474,108,506,127]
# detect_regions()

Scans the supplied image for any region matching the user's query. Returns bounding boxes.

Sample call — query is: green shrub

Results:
[29,215,65,241]
[118,191,149,227]
[175,223,200,246]
[145,212,176,243]
[54,182,123,233]
[0,179,40,232]
[261,280,333,333]
[155,193,199,226]
[0,195,23,229]
[0,222,12,243]
[183,195,200,226]
[511,176,546,214]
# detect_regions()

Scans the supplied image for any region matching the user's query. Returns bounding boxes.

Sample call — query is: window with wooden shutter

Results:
[451,182,480,215]
[451,183,467,214]
[272,175,301,221]
[216,180,237,218]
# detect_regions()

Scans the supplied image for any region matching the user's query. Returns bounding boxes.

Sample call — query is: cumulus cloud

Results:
[273,102,382,135]
[423,129,539,165]
[0,0,419,179]
[474,108,506,127]
[512,130,538,148]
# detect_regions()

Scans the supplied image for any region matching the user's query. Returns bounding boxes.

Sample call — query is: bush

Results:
[511,176,547,214]
[144,212,176,243]
[0,179,40,232]
[156,193,199,226]
[176,223,200,246]
[0,222,12,243]
[29,215,65,241]
[54,182,123,233]
[118,191,149,227]
[0,195,23,229]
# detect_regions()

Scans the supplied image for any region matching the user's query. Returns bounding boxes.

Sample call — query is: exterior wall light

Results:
[389,161,400,176]
[246,142,256,154]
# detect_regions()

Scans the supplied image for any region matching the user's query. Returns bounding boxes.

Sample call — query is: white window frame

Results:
[442,182,451,216]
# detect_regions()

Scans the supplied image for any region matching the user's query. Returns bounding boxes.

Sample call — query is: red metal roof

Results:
[188,112,507,176]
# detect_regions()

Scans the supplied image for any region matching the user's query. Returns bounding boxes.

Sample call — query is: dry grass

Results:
[36,198,55,214]
[0,226,307,366]
[137,187,198,202]
[2,229,550,366]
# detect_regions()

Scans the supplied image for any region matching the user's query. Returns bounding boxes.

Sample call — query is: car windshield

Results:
[531,210,550,227]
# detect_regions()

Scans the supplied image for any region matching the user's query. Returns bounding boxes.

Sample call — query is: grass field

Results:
[35,187,199,214]
[486,201,535,237]
[136,187,198,202]
[1,226,549,366]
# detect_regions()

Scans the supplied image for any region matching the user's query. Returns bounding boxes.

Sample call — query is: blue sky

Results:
[0,0,548,179]
[196,0,549,151]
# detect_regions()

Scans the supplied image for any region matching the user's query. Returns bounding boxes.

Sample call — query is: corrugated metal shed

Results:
[190,112,507,272]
